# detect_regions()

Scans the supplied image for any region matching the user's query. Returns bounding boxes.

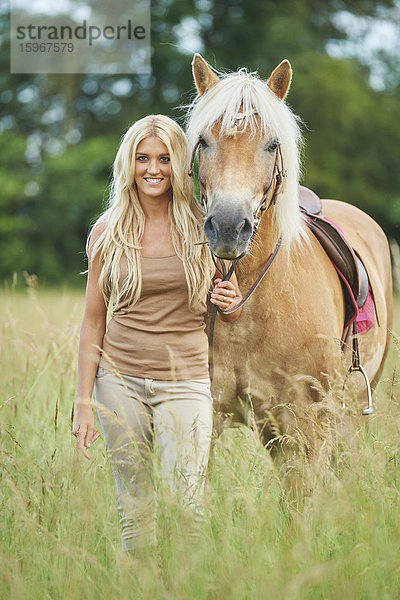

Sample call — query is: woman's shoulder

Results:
[87,220,109,263]
[88,220,108,247]
[91,220,108,239]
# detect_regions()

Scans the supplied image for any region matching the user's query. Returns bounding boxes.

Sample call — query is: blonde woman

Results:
[72,115,242,553]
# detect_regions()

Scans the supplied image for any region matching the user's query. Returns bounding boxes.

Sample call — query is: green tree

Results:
[0,132,35,278]
[31,137,115,285]
[0,133,115,285]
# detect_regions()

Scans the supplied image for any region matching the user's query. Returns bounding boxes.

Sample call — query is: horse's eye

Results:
[199,137,208,149]
[266,140,279,153]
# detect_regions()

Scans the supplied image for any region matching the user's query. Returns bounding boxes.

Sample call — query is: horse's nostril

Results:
[204,215,216,239]
[238,218,253,241]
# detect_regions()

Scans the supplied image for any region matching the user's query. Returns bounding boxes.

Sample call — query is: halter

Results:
[188,114,287,379]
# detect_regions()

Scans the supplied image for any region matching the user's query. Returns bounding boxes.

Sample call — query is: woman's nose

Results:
[147,159,159,174]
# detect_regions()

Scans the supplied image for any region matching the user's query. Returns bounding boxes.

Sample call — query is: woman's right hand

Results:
[72,403,101,460]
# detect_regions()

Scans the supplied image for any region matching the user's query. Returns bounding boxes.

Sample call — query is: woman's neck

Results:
[139,193,171,222]
[140,198,175,257]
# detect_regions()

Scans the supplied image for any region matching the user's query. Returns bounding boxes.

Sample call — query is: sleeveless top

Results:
[98,254,209,380]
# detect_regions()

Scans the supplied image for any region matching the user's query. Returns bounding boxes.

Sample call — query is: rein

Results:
[207,238,282,380]
[189,127,287,380]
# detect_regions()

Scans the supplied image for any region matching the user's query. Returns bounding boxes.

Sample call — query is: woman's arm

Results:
[210,266,243,322]
[72,223,107,459]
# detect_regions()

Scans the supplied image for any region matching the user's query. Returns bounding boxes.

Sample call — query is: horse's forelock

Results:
[187,71,295,144]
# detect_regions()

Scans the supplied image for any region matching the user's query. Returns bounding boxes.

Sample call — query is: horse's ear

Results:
[192,54,220,96]
[267,60,292,100]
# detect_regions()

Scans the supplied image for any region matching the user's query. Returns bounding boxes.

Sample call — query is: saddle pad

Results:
[357,288,376,334]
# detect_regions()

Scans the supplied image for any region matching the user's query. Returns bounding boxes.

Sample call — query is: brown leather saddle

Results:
[298,186,370,334]
[300,186,376,414]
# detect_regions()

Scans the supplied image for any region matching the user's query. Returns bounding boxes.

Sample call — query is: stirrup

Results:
[342,363,373,415]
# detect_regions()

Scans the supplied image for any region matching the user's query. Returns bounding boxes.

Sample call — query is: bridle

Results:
[188,129,286,241]
[188,116,287,379]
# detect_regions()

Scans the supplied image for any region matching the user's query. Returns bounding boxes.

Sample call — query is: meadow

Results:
[1,282,400,600]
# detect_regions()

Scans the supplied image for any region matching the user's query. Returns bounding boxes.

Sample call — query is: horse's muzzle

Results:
[204,213,253,259]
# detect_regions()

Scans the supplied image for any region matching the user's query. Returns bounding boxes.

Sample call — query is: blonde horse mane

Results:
[186,68,307,247]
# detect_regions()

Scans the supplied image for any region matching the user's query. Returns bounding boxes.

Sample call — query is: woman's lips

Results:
[144,177,163,184]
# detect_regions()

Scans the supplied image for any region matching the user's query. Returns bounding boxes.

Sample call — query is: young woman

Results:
[72,115,242,553]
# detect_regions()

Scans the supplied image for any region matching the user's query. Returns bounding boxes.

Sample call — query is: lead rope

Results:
[208,259,237,381]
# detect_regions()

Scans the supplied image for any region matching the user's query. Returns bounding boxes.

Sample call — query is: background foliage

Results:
[1,0,400,285]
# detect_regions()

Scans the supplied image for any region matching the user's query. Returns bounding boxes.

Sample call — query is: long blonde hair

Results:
[87,114,215,311]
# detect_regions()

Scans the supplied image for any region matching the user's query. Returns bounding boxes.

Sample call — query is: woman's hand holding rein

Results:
[210,277,243,321]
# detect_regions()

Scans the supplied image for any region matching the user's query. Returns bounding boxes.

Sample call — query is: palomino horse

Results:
[186,54,393,486]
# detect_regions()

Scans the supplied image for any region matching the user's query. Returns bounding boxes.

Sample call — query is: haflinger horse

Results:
[186,54,393,491]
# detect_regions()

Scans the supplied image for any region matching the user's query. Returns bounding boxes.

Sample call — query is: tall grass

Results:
[1,283,399,599]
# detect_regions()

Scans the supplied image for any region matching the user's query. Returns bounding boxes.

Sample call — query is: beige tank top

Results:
[98,254,209,380]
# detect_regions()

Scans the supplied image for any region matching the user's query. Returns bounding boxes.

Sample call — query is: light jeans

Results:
[93,366,213,552]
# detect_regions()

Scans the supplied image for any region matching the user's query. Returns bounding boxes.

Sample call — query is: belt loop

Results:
[145,378,155,397]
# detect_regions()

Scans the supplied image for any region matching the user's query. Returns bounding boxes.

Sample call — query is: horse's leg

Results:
[248,376,342,499]
[211,366,246,438]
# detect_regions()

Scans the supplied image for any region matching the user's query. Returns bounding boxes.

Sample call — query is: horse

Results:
[186,54,393,489]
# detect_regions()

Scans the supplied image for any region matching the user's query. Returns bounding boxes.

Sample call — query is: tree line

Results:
[1,0,399,286]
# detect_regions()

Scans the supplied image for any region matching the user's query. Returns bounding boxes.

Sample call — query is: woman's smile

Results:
[144,177,164,185]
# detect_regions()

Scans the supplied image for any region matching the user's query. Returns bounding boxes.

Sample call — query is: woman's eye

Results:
[266,140,279,153]
[160,156,170,162]
[136,155,147,161]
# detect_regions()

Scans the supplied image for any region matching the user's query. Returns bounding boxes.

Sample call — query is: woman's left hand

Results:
[210,278,237,312]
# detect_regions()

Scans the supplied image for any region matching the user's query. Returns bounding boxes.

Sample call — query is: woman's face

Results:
[134,136,172,201]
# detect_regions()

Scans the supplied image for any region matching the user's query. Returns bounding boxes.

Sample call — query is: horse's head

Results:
[187,54,303,259]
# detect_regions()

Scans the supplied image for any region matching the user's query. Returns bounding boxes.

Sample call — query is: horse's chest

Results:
[214,302,286,358]
[213,314,281,401]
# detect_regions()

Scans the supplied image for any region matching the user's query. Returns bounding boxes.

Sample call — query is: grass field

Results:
[1,285,400,599]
